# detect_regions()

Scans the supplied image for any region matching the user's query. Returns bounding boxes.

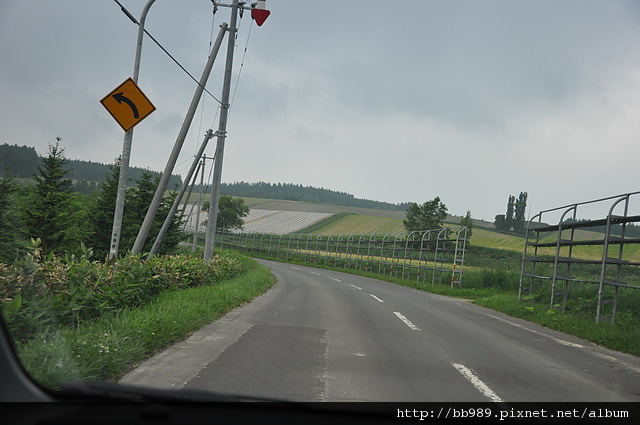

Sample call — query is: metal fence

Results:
[519,191,640,324]
[216,227,469,287]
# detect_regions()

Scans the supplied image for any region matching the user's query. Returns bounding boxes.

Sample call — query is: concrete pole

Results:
[204,0,239,261]
[192,158,206,253]
[149,129,214,257]
[131,23,228,254]
[109,0,156,260]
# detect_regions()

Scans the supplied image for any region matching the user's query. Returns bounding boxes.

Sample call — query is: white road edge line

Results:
[486,313,586,349]
[394,312,420,331]
[369,294,384,303]
[485,313,640,375]
[451,363,503,403]
[350,284,362,290]
[330,277,342,282]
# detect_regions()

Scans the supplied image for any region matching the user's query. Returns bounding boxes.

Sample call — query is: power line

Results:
[230,18,254,111]
[113,0,222,105]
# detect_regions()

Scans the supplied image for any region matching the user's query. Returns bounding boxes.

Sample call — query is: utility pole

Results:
[149,129,214,257]
[192,154,214,252]
[204,0,239,261]
[132,23,228,254]
[109,0,156,260]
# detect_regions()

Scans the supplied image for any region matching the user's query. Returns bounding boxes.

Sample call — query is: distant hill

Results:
[218,181,412,212]
[0,143,182,193]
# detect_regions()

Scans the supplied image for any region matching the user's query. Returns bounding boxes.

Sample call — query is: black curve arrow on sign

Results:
[112,92,139,119]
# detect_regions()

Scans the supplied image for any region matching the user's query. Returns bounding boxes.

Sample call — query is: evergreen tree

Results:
[0,144,41,178]
[121,170,157,252]
[22,142,75,254]
[88,158,122,260]
[0,174,19,263]
[154,191,184,254]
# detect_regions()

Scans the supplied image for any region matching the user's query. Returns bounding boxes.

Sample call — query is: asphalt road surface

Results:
[121,259,640,402]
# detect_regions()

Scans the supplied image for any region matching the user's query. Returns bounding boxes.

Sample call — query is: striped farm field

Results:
[305,214,405,235]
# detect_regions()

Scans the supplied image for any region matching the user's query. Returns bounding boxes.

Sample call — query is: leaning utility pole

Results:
[131,23,228,254]
[149,129,214,257]
[109,0,156,260]
[203,0,240,261]
[192,154,214,252]
[202,0,270,261]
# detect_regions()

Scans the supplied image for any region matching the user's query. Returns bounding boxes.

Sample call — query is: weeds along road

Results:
[122,259,640,402]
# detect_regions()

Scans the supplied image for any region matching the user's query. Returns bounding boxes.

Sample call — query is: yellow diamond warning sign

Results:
[100,78,156,132]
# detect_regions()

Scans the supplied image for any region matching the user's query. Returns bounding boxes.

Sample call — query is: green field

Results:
[305,214,405,235]
[300,215,640,262]
[180,195,640,262]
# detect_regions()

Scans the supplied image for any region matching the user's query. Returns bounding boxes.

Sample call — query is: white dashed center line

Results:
[451,363,503,402]
[350,284,362,290]
[394,312,420,331]
[330,277,342,282]
[369,294,384,303]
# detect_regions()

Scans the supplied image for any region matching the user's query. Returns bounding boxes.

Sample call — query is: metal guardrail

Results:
[216,227,469,288]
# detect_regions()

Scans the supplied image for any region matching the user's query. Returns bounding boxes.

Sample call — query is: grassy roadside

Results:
[249,251,640,357]
[14,254,275,390]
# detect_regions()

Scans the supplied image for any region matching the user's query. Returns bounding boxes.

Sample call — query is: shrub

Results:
[0,240,242,342]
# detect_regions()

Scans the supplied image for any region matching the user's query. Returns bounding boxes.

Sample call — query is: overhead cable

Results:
[113,0,222,105]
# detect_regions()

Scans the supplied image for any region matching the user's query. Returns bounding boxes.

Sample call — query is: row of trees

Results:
[219,181,412,211]
[0,143,183,192]
[494,192,528,234]
[0,143,183,263]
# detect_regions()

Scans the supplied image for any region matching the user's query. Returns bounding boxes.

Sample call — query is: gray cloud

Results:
[2,1,640,221]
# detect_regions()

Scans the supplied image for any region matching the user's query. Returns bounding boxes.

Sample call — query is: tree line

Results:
[217,181,412,211]
[0,143,183,194]
[0,142,183,263]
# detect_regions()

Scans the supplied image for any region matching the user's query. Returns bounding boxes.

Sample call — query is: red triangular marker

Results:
[251,9,270,26]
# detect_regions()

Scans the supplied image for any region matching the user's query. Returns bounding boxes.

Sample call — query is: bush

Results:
[0,240,242,342]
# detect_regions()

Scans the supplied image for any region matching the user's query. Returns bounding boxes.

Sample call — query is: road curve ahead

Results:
[123,259,640,402]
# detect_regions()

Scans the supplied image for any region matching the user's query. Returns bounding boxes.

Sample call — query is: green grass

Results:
[303,214,405,235]
[14,255,275,390]
[474,294,640,356]
[297,212,354,233]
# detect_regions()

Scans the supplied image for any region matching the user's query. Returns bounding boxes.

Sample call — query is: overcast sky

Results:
[2,0,640,221]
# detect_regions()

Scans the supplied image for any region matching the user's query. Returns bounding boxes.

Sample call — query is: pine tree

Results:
[88,158,122,260]
[0,174,18,263]
[154,191,184,255]
[22,142,75,254]
[120,170,156,252]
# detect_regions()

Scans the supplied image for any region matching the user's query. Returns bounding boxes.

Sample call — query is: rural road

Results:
[121,259,640,402]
